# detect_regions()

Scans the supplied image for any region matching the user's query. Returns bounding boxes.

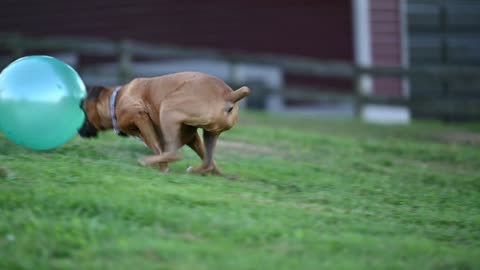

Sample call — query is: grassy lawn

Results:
[1,111,479,270]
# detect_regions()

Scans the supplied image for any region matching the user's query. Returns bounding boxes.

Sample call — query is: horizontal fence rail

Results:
[2,34,480,79]
[1,33,480,121]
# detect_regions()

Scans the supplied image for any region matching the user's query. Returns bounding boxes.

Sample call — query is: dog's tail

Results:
[226,86,250,103]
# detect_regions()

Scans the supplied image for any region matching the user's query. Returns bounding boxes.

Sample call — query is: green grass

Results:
[1,112,480,270]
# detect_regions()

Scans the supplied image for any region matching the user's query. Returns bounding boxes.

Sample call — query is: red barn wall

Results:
[1,0,355,94]
[0,0,353,61]
[370,0,404,96]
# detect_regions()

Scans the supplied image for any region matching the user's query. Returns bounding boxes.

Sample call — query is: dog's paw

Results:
[186,165,224,176]
[186,166,206,175]
[159,163,170,173]
[138,158,148,167]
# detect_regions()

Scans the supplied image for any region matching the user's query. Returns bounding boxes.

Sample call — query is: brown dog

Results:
[78,72,250,175]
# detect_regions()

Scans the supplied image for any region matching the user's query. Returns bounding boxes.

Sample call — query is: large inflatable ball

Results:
[0,56,86,150]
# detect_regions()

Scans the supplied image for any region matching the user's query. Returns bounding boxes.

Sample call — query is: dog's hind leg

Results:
[134,112,169,172]
[187,130,223,175]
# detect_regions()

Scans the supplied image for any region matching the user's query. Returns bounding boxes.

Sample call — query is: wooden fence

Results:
[1,34,480,120]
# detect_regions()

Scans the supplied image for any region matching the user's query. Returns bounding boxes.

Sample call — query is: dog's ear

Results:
[87,86,107,101]
[226,86,250,103]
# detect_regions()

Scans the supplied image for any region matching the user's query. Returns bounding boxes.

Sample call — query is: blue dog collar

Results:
[110,86,127,136]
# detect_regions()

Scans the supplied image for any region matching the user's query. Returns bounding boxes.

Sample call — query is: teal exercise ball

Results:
[0,56,86,150]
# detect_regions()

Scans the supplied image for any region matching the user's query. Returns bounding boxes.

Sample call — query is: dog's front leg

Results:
[186,131,205,160]
[134,113,169,172]
[139,111,183,166]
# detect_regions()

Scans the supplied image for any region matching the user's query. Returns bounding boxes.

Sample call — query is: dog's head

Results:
[78,86,107,138]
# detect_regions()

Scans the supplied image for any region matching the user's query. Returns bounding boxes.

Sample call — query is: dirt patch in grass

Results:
[0,167,9,179]
[217,140,275,155]
[438,131,480,145]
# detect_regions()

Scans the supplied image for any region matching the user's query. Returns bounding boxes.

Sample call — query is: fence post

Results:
[118,40,132,84]
[11,33,25,60]
[229,62,246,108]
[354,68,365,119]
[439,0,453,121]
